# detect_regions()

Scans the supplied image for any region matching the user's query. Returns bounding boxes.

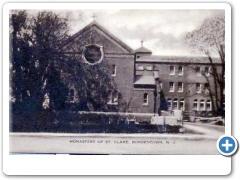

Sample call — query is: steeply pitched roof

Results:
[62,20,133,53]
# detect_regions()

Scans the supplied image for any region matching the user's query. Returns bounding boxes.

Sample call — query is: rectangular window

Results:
[146,65,153,70]
[169,82,175,92]
[143,93,148,105]
[169,66,175,75]
[196,67,201,75]
[196,83,201,93]
[138,65,144,70]
[178,82,183,92]
[178,66,183,75]
[205,67,210,76]
[112,65,116,76]
[204,83,209,94]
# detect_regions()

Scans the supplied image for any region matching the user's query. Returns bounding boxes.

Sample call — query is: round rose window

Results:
[82,44,104,65]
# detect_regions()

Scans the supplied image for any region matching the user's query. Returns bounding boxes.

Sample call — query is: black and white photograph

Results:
[8,7,226,156]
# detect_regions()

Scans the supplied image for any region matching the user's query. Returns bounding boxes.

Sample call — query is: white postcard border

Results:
[3,2,231,175]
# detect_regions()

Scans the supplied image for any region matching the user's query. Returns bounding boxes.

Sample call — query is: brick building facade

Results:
[62,21,224,114]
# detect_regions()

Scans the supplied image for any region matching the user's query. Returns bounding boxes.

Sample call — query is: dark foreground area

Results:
[10,111,183,133]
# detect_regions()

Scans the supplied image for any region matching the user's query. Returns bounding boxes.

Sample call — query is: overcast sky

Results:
[28,9,225,56]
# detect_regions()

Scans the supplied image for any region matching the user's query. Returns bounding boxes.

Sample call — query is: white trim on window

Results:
[137,65,144,70]
[111,64,117,76]
[205,66,210,76]
[200,99,205,111]
[173,98,178,110]
[178,66,184,75]
[196,83,202,93]
[206,100,212,111]
[146,65,153,70]
[178,82,183,92]
[179,99,185,110]
[169,82,175,92]
[169,66,175,75]
[193,99,198,111]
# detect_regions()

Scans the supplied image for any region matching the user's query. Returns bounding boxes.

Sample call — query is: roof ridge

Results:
[62,21,133,53]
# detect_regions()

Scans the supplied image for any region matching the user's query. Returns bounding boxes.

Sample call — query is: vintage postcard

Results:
[3,2,232,175]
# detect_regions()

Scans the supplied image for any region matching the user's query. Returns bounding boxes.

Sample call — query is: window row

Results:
[137,64,153,71]
[169,65,211,76]
[136,65,212,77]
[68,89,120,105]
[169,66,184,75]
[193,99,212,111]
[167,98,185,110]
[195,66,211,76]
[169,82,184,92]
[196,83,209,94]
[168,82,211,93]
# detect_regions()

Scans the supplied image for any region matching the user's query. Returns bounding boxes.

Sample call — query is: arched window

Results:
[70,89,75,102]
[200,100,205,111]
[173,98,178,110]
[206,100,212,111]
[143,93,148,105]
[193,99,198,110]
[167,98,172,110]
[179,99,185,110]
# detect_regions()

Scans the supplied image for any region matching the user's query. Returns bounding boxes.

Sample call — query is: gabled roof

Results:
[62,20,133,53]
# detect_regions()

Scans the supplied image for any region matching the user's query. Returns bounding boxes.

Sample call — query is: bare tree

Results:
[185,16,225,115]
